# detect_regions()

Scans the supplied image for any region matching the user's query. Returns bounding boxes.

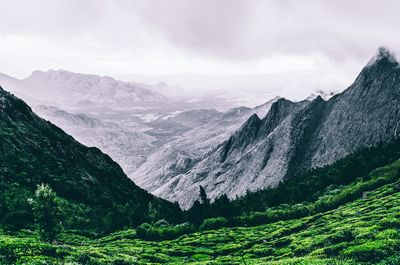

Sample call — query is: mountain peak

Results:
[367,47,398,67]
[350,47,400,95]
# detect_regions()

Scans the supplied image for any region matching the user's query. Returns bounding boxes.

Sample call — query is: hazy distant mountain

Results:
[149,48,400,209]
[1,69,279,183]
[35,105,157,176]
[0,70,168,109]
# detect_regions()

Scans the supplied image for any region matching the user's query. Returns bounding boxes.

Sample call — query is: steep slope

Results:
[1,70,277,185]
[2,158,400,264]
[0,86,180,230]
[133,97,279,192]
[35,105,157,176]
[153,48,400,208]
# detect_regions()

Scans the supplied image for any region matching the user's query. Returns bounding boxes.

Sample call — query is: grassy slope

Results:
[2,160,400,265]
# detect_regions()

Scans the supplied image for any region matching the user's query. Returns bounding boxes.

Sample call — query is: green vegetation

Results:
[0,88,182,234]
[28,184,61,243]
[1,159,400,264]
[2,87,400,264]
[200,138,400,222]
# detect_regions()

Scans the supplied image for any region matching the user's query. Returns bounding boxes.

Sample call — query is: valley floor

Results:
[2,162,400,264]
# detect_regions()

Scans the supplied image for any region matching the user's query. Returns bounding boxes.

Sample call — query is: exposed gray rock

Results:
[132,97,279,193]
[152,48,400,209]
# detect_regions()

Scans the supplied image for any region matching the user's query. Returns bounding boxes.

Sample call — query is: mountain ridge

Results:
[0,85,181,230]
[0,69,168,109]
[149,48,400,208]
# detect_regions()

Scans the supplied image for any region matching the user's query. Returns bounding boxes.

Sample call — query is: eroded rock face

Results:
[132,98,279,194]
[153,49,400,209]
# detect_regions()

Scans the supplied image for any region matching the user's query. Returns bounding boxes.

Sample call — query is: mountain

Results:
[34,105,158,177]
[3,151,400,264]
[150,48,400,209]
[0,70,168,109]
[133,97,279,196]
[0,70,269,181]
[0,70,185,179]
[0,86,181,230]
[305,89,337,101]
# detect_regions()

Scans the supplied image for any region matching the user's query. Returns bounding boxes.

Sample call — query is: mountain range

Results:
[146,48,400,208]
[0,70,168,109]
[1,48,398,210]
[0,70,277,180]
[133,97,280,196]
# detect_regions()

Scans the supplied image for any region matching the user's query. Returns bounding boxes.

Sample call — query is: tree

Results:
[28,184,61,243]
[187,186,211,225]
[212,194,237,219]
[199,186,209,205]
[187,200,204,225]
[148,201,159,223]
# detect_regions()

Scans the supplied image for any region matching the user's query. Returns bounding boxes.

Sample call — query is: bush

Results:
[154,219,170,227]
[136,222,195,240]
[342,240,400,262]
[0,246,16,265]
[200,217,228,231]
[112,258,137,265]
[2,210,33,231]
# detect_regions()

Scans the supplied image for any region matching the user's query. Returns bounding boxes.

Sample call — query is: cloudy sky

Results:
[1,0,399,101]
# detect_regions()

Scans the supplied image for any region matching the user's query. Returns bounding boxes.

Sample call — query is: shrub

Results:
[380,217,400,229]
[200,217,228,231]
[0,246,16,265]
[154,219,170,227]
[112,258,137,265]
[342,240,400,262]
[136,222,195,240]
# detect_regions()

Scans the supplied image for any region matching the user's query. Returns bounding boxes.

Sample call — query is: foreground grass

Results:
[2,161,400,264]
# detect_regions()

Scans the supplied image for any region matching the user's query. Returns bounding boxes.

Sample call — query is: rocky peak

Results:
[219,114,262,162]
[258,98,299,136]
[362,47,399,79]
[152,48,400,208]
[341,48,400,102]
[367,47,398,66]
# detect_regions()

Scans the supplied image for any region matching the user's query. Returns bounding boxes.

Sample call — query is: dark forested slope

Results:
[0,86,181,231]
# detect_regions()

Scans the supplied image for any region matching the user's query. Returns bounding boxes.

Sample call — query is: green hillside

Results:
[2,159,400,264]
[0,87,182,232]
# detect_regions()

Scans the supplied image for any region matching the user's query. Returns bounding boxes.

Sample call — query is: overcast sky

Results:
[1,0,399,100]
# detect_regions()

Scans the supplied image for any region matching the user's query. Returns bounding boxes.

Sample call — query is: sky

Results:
[1,0,400,101]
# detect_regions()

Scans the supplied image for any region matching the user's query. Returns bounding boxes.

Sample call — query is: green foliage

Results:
[28,184,61,243]
[0,88,183,233]
[181,137,400,231]
[200,217,228,231]
[228,138,400,214]
[3,87,400,263]
[342,240,400,262]
[136,222,195,241]
[1,159,398,264]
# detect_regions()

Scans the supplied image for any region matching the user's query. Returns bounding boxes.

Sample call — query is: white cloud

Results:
[0,0,399,99]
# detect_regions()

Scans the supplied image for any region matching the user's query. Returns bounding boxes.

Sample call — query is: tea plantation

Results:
[1,160,400,264]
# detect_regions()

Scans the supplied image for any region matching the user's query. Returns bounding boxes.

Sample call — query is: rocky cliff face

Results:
[152,48,400,209]
[132,98,279,194]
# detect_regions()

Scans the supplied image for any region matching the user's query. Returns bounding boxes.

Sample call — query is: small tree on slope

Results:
[28,184,61,243]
